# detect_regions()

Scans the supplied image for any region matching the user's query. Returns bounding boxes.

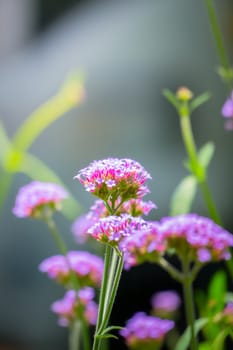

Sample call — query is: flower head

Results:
[221,91,233,130]
[176,86,193,101]
[39,251,104,287]
[74,158,152,201]
[51,287,98,327]
[160,214,233,263]
[151,290,181,319]
[12,181,68,218]
[120,312,174,350]
[87,214,149,246]
[120,222,166,269]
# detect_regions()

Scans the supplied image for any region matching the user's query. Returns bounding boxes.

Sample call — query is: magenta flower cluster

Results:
[39,251,104,287]
[151,290,181,319]
[74,158,152,201]
[12,181,68,218]
[51,287,98,327]
[120,312,174,350]
[87,214,150,246]
[160,214,233,263]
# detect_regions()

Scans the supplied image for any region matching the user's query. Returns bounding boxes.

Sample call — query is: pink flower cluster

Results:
[120,222,166,269]
[74,158,152,201]
[120,312,174,350]
[160,214,233,263]
[151,290,181,319]
[72,198,156,243]
[87,214,149,246]
[51,287,98,327]
[12,181,68,218]
[39,251,104,287]
[121,214,233,269]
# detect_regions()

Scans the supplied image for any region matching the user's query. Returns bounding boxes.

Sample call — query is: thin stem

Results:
[158,257,184,283]
[204,0,232,92]
[179,113,222,225]
[69,322,81,350]
[45,213,67,255]
[99,252,124,333]
[92,245,112,350]
[181,259,198,350]
[103,249,118,316]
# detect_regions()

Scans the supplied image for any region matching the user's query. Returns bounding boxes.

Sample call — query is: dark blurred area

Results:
[0,0,233,349]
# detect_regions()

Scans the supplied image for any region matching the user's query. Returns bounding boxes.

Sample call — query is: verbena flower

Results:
[74,158,152,202]
[39,251,104,287]
[12,181,68,218]
[221,91,233,130]
[120,222,166,269]
[151,290,181,319]
[87,214,149,246]
[120,312,174,350]
[51,287,98,327]
[72,199,156,243]
[160,214,233,263]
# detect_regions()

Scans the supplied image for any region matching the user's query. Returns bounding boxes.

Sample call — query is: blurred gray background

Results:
[0,0,233,349]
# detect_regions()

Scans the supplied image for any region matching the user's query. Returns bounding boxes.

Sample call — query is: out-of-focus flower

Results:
[72,199,157,244]
[12,181,68,218]
[151,290,181,319]
[87,214,149,246]
[176,86,193,101]
[160,214,233,263]
[120,312,174,350]
[74,158,152,202]
[120,222,165,269]
[51,287,98,327]
[39,251,104,287]
[221,92,233,130]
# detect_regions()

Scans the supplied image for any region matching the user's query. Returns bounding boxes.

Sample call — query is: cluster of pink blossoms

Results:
[74,158,152,201]
[87,214,150,246]
[39,251,104,288]
[12,181,68,218]
[72,198,156,243]
[120,312,174,350]
[151,290,181,319]
[51,287,98,327]
[120,214,233,269]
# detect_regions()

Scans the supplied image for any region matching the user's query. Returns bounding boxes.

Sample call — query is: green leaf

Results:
[174,318,208,350]
[18,152,81,220]
[170,175,197,216]
[101,326,124,335]
[198,342,211,350]
[163,89,180,110]
[198,142,215,170]
[190,92,211,112]
[208,270,226,313]
[11,74,84,154]
[212,329,229,350]
[96,334,118,340]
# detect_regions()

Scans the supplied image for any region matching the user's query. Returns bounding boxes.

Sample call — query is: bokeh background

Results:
[0,0,233,349]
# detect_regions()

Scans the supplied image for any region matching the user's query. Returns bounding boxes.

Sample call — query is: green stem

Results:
[181,259,198,350]
[45,214,67,255]
[179,113,222,225]
[158,257,184,283]
[92,245,112,350]
[204,0,232,92]
[69,322,81,350]
[98,251,124,333]
[0,172,13,218]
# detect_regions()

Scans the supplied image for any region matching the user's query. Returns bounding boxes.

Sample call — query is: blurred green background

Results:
[0,0,233,349]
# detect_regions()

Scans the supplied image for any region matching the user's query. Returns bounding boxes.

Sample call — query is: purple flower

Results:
[12,181,68,218]
[151,291,181,318]
[120,312,174,349]
[87,214,149,246]
[160,214,233,263]
[51,287,98,327]
[74,158,152,201]
[39,251,104,287]
[120,222,166,269]
[221,92,233,130]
